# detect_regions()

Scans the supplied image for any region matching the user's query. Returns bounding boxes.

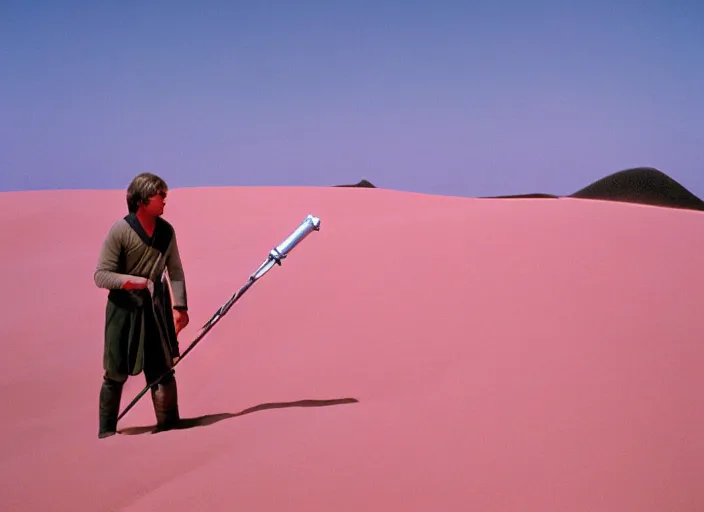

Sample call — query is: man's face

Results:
[145,189,167,216]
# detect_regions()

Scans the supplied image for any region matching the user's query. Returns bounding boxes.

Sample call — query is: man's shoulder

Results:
[98,218,132,249]
[106,217,131,236]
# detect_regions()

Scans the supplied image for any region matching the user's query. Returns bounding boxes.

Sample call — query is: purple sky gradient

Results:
[2,0,703,198]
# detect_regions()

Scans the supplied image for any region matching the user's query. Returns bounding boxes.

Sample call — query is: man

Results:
[93,172,190,438]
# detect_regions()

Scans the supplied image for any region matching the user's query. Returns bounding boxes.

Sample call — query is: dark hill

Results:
[482,193,558,199]
[333,179,377,188]
[569,167,704,211]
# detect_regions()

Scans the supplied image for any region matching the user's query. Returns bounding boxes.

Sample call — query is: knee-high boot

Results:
[99,377,124,439]
[150,374,180,430]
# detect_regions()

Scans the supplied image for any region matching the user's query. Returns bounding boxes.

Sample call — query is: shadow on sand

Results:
[117,397,359,436]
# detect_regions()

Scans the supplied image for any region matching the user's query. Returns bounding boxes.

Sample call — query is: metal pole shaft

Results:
[115,215,321,424]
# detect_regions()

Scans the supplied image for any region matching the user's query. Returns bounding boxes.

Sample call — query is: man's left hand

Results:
[174,309,190,334]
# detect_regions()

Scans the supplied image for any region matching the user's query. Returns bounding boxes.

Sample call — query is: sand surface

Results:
[1,186,702,511]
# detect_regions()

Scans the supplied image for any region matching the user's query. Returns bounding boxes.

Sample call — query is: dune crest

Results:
[0,185,702,511]
[343,167,702,211]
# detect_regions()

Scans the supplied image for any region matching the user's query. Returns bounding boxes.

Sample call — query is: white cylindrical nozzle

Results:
[269,214,321,261]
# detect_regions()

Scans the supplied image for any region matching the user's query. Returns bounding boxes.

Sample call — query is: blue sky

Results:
[2,0,703,198]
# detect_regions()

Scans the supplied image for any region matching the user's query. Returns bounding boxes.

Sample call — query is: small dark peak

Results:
[334,179,377,188]
[569,167,704,211]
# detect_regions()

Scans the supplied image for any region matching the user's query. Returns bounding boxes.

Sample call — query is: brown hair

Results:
[126,172,168,213]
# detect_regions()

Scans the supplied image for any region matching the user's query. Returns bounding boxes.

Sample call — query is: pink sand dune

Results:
[1,186,703,511]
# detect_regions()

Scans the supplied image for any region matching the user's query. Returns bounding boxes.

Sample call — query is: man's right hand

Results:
[122,277,149,290]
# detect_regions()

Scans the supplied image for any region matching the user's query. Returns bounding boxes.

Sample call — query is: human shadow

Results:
[117,397,359,436]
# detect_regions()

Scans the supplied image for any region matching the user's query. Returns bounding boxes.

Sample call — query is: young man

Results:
[94,172,190,438]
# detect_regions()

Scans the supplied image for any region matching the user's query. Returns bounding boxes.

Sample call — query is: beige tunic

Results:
[94,214,187,309]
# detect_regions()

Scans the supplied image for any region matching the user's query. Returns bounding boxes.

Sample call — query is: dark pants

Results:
[103,332,175,386]
[103,285,179,382]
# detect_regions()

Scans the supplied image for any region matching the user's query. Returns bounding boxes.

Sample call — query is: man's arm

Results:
[165,230,188,311]
[94,221,134,290]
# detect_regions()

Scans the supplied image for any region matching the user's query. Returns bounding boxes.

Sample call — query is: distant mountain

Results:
[482,193,559,199]
[568,167,704,211]
[333,179,377,188]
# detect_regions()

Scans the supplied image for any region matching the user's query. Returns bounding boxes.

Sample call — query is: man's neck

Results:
[135,210,156,233]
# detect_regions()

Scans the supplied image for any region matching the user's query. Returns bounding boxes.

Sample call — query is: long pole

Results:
[116,214,322,423]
